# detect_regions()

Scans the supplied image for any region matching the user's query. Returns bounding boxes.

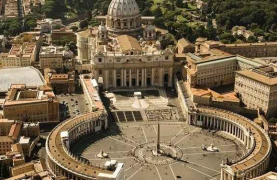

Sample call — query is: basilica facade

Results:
[76,0,174,89]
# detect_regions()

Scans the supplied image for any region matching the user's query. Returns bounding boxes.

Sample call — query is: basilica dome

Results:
[108,0,140,18]
[106,0,142,33]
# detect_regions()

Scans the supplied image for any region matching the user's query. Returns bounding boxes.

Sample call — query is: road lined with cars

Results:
[57,93,88,120]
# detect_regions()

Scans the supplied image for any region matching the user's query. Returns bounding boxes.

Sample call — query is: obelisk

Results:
[157,121,160,153]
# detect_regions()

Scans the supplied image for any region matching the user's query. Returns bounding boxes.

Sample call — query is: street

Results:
[57,93,88,120]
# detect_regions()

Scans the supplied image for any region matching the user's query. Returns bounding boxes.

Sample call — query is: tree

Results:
[219,32,235,44]
[268,117,277,124]
[183,2,188,8]
[267,34,277,41]
[141,7,152,16]
[247,36,257,43]
[24,14,37,31]
[89,17,100,27]
[79,20,88,29]
[70,26,78,32]
[54,24,62,30]
[0,163,9,179]
[41,0,55,17]
[176,0,183,8]
[153,6,163,18]
[8,19,21,36]
[207,26,217,40]
[270,24,277,32]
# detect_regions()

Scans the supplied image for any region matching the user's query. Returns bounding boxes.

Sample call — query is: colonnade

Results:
[197,115,252,149]
[46,112,110,180]
[190,107,272,180]
[107,16,141,32]
[98,67,173,89]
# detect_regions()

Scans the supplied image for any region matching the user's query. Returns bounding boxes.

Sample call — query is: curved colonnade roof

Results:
[198,106,271,173]
[47,111,111,179]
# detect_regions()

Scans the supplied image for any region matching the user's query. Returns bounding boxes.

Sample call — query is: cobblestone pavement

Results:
[72,122,246,180]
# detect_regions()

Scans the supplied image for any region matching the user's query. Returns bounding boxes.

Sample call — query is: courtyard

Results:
[72,122,246,180]
[106,87,184,122]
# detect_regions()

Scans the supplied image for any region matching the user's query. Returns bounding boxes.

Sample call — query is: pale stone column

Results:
[121,20,124,30]
[213,118,216,129]
[244,134,248,147]
[142,69,145,87]
[124,69,127,86]
[169,67,173,87]
[94,70,99,82]
[113,70,117,87]
[133,18,136,28]
[151,68,155,86]
[221,168,224,180]
[144,68,147,86]
[136,69,139,86]
[127,19,130,29]
[105,69,109,89]
[159,68,164,87]
[248,136,251,149]
[129,69,132,87]
[114,20,117,29]
[121,69,124,87]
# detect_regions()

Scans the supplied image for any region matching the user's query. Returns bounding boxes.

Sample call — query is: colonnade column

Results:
[120,20,124,29]
[94,70,99,82]
[159,68,164,87]
[151,68,155,86]
[113,70,116,87]
[144,68,147,86]
[136,69,139,86]
[105,69,109,89]
[124,69,127,86]
[142,69,145,87]
[169,67,173,87]
[129,69,132,87]
[127,19,130,29]
[121,69,124,87]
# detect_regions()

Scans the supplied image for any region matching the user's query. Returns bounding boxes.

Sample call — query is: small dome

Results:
[156,40,161,45]
[63,48,73,58]
[145,24,155,31]
[108,0,140,18]
[98,23,107,33]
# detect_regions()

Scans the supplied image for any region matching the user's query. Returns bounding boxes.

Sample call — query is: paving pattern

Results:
[145,109,179,121]
[72,122,246,180]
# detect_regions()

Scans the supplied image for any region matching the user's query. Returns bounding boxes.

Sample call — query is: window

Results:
[98,58,102,62]
[165,56,169,60]
[99,70,102,75]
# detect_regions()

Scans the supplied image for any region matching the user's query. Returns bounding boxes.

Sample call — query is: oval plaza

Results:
[45,0,273,179]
